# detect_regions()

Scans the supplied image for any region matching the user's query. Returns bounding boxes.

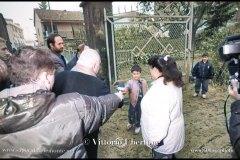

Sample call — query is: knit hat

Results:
[202,52,208,57]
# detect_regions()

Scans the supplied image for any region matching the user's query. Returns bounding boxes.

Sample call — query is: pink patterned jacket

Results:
[125,78,148,107]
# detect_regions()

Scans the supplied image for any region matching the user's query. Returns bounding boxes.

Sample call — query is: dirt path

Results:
[98,83,233,158]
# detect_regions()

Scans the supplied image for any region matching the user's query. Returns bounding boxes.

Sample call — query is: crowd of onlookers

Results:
[0,34,124,158]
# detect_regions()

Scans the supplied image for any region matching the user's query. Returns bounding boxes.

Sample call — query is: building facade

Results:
[34,9,86,46]
[5,18,25,50]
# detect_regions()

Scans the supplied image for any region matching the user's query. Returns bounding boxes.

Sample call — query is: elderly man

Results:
[52,47,110,158]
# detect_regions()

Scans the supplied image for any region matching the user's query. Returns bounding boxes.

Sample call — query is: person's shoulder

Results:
[205,60,213,66]
[77,74,105,85]
[55,92,88,111]
[56,70,70,76]
[208,60,213,65]
[193,61,199,67]
[127,78,134,82]
[56,70,81,80]
[57,92,83,103]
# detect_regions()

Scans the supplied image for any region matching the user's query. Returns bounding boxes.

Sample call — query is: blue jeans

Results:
[152,149,176,159]
[195,78,209,94]
[128,97,142,128]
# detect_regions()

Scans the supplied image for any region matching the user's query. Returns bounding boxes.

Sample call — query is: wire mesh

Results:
[109,15,191,82]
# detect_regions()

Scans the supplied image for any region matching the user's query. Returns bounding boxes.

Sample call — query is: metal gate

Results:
[104,2,193,85]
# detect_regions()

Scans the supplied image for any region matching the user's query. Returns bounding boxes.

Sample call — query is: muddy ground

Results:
[97,82,234,158]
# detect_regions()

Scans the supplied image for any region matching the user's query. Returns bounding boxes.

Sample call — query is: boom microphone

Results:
[226,34,240,42]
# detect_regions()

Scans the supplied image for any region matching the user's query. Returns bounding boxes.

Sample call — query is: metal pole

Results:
[188,2,194,83]
[104,8,112,86]
[111,19,117,82]
[48,1,54,34]
[189,2,193,51]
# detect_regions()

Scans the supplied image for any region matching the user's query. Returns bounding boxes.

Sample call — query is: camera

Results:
[219,34,240,61]
[219,34,240,93]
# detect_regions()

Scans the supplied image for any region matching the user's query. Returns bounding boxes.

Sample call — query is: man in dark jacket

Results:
[192,52,215,98]
[52,47,110,158]
[47,33,67,73]
[228,79,240,158]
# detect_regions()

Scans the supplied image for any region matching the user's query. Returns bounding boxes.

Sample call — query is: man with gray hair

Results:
[52,46,110,158]
[71,47,101,76]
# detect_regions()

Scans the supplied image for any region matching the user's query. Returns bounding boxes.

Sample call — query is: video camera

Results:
[219,34,240,93]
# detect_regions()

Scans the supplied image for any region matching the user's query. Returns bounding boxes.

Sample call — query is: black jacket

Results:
[52,71,110,97]
[65,55,78,71]
[0,89,120,158]
[0,78,11,91]
[51,51,67,73]
[52,70,111,158]
[192,60,215,79]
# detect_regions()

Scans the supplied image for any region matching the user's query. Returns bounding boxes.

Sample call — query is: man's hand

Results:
[114,91,124,101]
[228,79,240,100]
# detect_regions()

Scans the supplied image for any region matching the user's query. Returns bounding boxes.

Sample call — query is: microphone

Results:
[226,34,240,42]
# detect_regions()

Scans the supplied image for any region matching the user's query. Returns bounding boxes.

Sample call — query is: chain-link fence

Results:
[105,3,193,84]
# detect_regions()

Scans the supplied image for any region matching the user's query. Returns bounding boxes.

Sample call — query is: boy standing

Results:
[192,52,215,98]
[124,65,148,134]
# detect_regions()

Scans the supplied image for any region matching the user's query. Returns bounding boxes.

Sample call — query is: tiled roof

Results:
[34,9,84,21]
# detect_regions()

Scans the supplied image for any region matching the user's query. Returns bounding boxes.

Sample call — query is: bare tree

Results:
[38,1,49,10]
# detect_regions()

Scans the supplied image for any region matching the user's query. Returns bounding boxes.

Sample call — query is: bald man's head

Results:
[72,48,101,75]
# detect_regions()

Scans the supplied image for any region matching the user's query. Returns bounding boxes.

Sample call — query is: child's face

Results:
[132,71,141,80]
[202,56,208,62]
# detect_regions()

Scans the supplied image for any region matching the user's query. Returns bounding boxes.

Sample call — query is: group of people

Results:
[2,32,231,158]
[113,53,185,159]
[0,34,124,158]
